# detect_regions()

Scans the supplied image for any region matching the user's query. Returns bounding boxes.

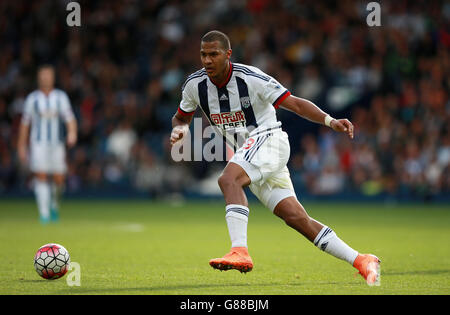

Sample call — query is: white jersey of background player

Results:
[170,30,380,286]
[18,65,77,224]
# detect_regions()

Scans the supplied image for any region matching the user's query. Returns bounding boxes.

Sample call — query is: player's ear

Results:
[226,49,232,60]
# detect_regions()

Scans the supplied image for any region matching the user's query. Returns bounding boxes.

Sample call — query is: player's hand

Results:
[170,125,188,146]
[330,119,354,139]
[18,145,28,165]
[67,132,77,148]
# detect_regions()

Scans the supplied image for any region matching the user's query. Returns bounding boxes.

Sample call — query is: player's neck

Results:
[40,87,53,96]
[210,61,232,88]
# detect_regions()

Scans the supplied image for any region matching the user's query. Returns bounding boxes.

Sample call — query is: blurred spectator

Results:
[106,119,137,165]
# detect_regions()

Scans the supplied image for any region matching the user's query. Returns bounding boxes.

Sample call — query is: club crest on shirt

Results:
[240,96,251,109]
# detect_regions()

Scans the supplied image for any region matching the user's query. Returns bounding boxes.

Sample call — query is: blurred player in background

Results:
[17,65,77,224]
[170,31,380,286]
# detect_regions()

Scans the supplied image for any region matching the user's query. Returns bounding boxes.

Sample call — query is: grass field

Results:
[0,199,449,295]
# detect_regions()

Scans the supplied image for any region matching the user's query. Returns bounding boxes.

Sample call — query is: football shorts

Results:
[30,143,67,174]
[229,126,297,211]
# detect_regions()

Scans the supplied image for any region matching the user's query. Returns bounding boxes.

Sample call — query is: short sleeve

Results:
[260,77,291,109]
[21,94,35,125]
[178,84,197,116]
[58,91,75,122]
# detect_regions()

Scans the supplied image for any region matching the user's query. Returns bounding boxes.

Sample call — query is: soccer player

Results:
[17,65,77,224]
[170,31,380,285]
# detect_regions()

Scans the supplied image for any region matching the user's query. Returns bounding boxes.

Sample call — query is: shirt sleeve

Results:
[178,84,197,116]
[59,91,75,122]
[259,77,291,109]
[21,94,35,126]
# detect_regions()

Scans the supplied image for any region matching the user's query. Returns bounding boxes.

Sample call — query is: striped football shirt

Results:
[178,62,291,149]
[21,89,75,146]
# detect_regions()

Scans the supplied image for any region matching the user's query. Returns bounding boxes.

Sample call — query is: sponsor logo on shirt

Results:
[210,111,246,130]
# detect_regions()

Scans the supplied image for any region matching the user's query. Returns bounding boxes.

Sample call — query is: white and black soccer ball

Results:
[34,243,70,280]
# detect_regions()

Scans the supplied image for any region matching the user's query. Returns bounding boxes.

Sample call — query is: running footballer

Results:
[170,31,380,286]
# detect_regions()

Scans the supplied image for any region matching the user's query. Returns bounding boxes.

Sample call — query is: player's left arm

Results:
[60,91,78,148]
[65,118,77,148]
[279,95,354,139]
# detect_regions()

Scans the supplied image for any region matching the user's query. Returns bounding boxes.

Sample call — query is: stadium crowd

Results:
[0,0,449,200]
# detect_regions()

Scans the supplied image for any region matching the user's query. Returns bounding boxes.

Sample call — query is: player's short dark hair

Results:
[201,30,231,50]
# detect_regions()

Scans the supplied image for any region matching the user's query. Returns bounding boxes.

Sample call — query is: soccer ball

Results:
[34,243,70,280]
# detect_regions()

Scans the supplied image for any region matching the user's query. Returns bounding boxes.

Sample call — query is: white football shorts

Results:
[229,127,297,211]
[30,143,67,174]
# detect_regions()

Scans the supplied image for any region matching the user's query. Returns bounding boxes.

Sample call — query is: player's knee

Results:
[53,174,65,186]
[218,173,233,192]
[34,173,47,182]
[218,173,243,191]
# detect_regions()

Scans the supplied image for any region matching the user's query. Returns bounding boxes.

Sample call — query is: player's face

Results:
[200,41,231,80]
[38,67,55,91]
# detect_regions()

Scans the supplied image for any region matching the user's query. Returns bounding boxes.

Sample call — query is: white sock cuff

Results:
[314,226,335,248]
[226,204,249,212]
[225,204,249,221]
[314,226,359,264]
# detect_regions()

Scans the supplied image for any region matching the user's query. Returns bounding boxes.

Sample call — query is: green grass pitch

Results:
[0,199,449,295]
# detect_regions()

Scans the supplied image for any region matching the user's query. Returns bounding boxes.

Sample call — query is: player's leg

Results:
[33,172,51,224]
[218,161,251,206]
[273,196,380,285]
[48,144,68,222]
[273,196,323,242]
[30,144,52,224]
[50,173,65,222]
[274,197,359,263]
[218,162,251,249]
[210,129,292,272]
[209,162,254,273]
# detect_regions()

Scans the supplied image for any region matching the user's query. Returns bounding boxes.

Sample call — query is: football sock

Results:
[225,204,249,248]
[34,179,51,221]
[50,183,63,211]
[313,226,359,265]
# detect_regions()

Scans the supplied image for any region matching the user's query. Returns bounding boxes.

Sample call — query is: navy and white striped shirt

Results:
[21,89,75,146]
[178,62,291,148]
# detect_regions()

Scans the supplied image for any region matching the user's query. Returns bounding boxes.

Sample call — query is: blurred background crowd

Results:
[0,0,449,201]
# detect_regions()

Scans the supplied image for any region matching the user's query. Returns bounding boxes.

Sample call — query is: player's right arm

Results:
[17,93,34,165]
[170,81,198,146]
[170,111,193,146]
[17,122,30,165]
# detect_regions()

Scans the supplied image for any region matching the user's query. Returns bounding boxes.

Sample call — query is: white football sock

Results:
[34,179,51,220]
[314,226,359,265]
[50,183,63,211]
[225,204,249,248]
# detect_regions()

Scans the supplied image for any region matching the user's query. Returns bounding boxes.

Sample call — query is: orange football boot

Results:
[353,254,381,286]
[209,247,254,273]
